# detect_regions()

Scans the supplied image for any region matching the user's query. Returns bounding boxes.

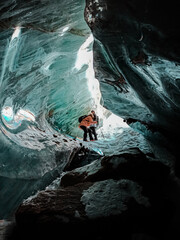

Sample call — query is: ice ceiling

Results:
[0,0,180,221]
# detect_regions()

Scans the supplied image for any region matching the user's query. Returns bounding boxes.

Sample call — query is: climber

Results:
[79,113,97,141]
[89,110,99,140]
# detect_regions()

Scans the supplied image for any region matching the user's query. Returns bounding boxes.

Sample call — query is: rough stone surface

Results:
[11,180,152,240]
[9,147,178,240]
[81,179,150,219]
[60,148,170,189]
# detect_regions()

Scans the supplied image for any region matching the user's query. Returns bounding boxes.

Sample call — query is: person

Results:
[90,110,99,140]
[79,113,97,141]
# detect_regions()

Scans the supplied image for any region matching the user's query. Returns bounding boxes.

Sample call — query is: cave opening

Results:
[0,1,180,239]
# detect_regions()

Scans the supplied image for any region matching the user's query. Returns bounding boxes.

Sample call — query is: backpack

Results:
[78,115,87,123]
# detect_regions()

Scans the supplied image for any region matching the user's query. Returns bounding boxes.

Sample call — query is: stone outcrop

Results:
[8,147,178,240]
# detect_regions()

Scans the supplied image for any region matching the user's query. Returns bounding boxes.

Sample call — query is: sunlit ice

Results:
[59,26,70,36]
[74,34,129,136]
[74,34,94,71]
[11,26,21,40]
[1,106,35,129]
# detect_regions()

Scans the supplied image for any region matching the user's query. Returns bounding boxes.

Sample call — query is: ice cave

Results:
[0,0,180,239]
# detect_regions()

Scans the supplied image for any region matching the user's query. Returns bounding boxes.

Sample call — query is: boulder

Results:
[10,148,175,240]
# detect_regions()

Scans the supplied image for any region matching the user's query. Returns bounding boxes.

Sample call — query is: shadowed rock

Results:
[8,148,176,240]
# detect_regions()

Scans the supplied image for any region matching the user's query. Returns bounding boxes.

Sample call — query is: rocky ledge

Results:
[5,148,180,240]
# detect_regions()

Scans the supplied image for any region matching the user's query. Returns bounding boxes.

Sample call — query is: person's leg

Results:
[90,127,97,140]
[89,127,94,138]
[88,128,93,141]
[94,127,98,140]
[80,126,88,141]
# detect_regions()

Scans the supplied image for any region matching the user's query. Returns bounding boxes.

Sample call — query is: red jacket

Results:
[79,115,97,128]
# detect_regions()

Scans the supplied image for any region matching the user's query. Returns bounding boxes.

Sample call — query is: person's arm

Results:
[89,116,97,125]
[96,116,99,126]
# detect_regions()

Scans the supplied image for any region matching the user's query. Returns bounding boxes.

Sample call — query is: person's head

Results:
[91,110,95,114]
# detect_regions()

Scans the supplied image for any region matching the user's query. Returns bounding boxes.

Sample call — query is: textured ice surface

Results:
[0,0,178,222]
[0,0,90,179]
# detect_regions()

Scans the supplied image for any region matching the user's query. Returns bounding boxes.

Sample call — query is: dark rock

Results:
[11,182,92,240]
[60,148,170,191]
[7,146,179,240]
[64,146,101,171]
[11,177,176,240]
[10,181,144,239]
[15,183,92,225]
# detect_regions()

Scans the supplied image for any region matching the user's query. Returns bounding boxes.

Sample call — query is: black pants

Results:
[90,126,97,140]
[80,126,93,141]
